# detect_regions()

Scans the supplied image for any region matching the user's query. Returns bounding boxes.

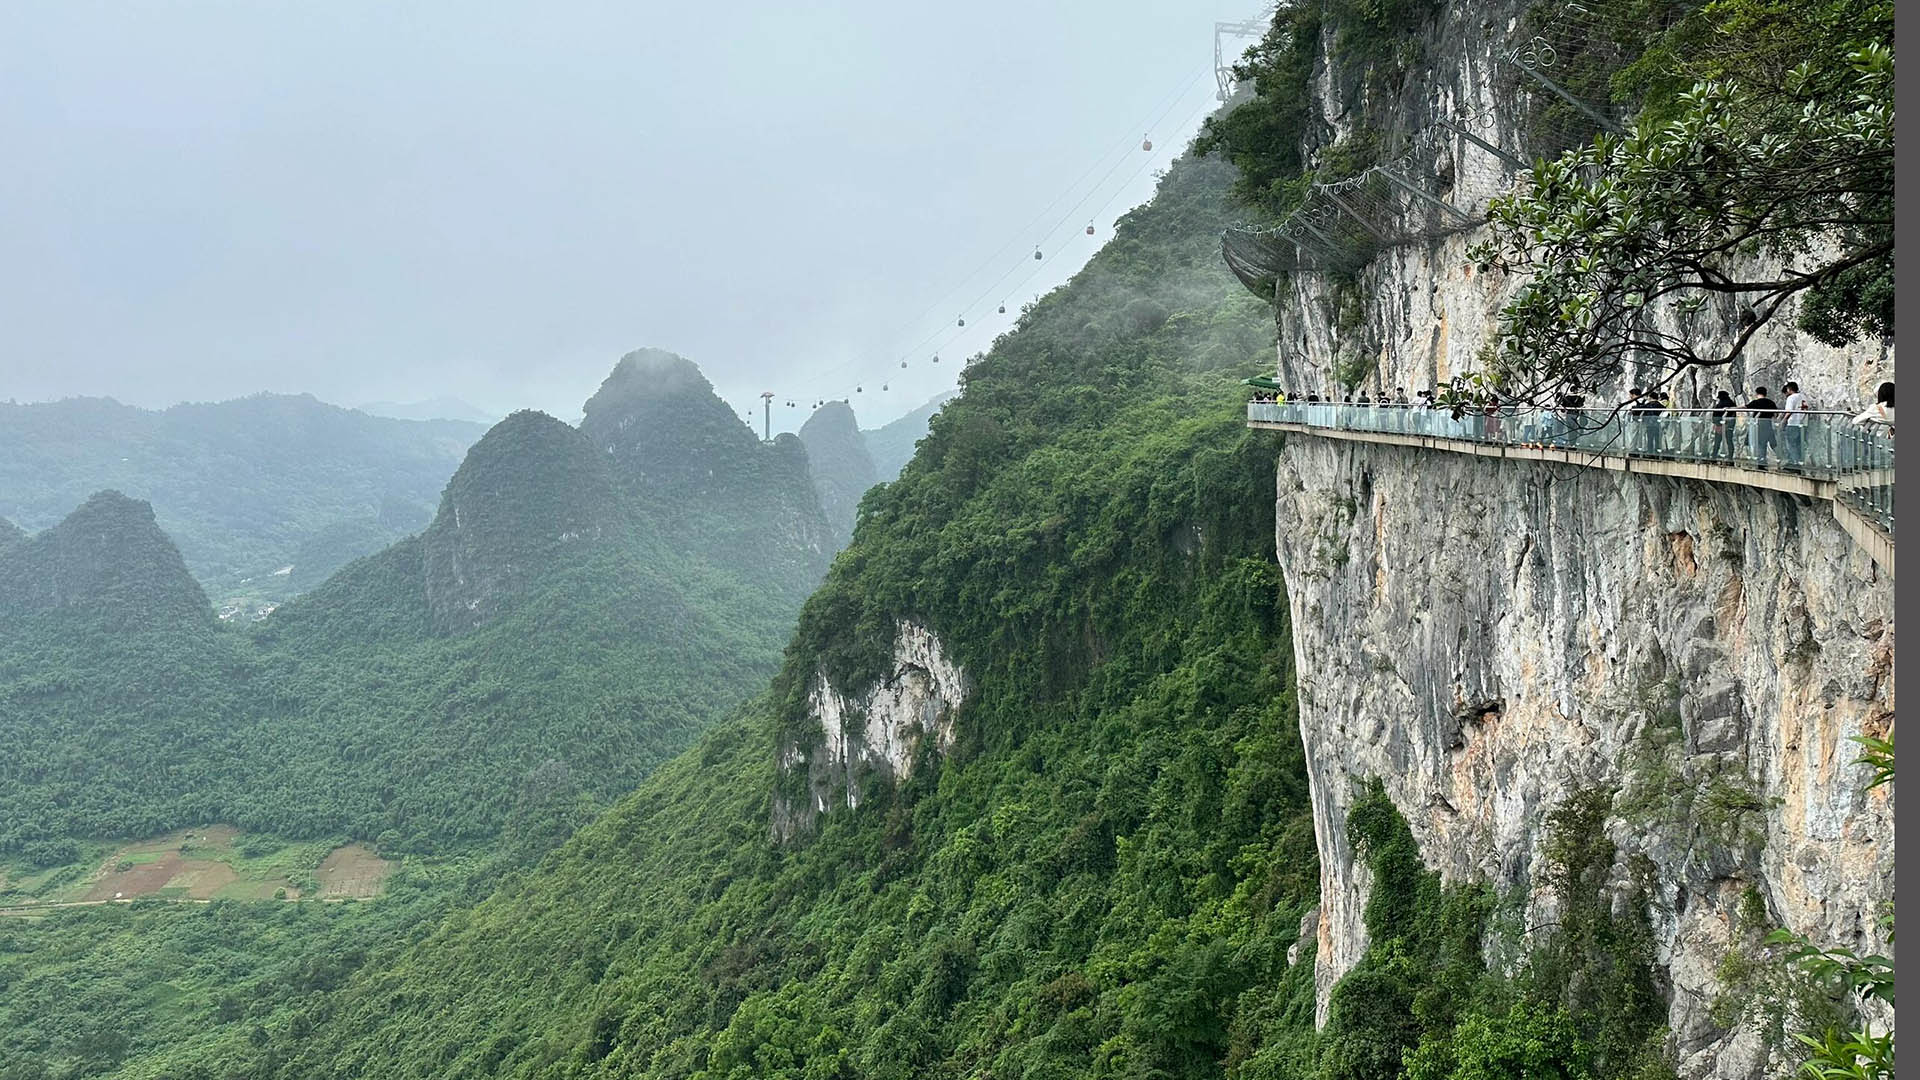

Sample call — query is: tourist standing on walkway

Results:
[1709,390,1738,459]
[1781,382,1810,467]
[1680,388,1709,456]
[1629,388,1664,454]
[1854,381,1895,428]
[1555,383,1586,447]
[1745,387,1780,467]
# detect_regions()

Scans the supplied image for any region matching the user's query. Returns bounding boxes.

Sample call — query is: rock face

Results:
[1274,441,1894,1073]
[422,411,623,632]
[772,620,969,841]
[1252,5,1898,1075]
[0,490,211,628]
[798,401,879,549]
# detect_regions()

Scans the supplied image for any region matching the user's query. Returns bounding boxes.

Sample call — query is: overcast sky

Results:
[2,1,1263,431]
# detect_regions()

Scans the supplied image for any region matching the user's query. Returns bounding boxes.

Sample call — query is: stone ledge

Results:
[1250,420,1892,576]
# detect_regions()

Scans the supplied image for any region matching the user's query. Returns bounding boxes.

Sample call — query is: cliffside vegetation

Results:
[89,146,1328,1080]
[1477,0,1895,399]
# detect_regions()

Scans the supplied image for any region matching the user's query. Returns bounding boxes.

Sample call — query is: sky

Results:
[1,1,1267,431]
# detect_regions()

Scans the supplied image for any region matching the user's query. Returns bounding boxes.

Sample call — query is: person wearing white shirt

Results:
[1781,381,1809,467]
[1853,381,1895,429]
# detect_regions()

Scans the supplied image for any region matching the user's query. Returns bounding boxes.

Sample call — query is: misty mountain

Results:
[420,410,628,633]
[356,396,503,425]
[862,389,957,480]
[0,352,834,861]
[798,400,878,549]
[0,394,486,606]
[580,348,834,602]
[0,491,211,630]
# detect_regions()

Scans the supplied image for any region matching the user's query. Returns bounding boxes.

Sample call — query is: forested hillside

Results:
[165,145,1332,1080]
[0,394,484,606]
[0,357,828,864]
[0,355,839,1080]
[797,401,878,549]
[861,390,955,481]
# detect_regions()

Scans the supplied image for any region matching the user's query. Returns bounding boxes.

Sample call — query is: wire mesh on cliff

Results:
[1220,0,1649,300]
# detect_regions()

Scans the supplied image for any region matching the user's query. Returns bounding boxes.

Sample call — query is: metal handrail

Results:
[1247,399,1895,537]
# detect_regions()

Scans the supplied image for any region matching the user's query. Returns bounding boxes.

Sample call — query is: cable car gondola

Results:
[997,303,1006,314]
[958,316,965,327]
[1141,135,1153,151]
[1033,249,1043,260]
[1086,223,1095,235]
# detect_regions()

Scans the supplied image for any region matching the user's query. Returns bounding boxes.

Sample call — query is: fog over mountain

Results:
[2,1,1248,429]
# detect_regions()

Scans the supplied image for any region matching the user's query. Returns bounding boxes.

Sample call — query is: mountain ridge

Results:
[0,393,486,603]
[0,490,211,630]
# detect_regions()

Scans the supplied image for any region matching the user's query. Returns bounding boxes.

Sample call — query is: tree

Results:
[1473,0,1893,402]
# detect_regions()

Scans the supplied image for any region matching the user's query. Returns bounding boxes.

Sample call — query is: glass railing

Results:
[1248,401,1895,535]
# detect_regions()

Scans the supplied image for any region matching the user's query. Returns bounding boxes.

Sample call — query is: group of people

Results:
[1627,380,1896,468]
[1251,379,1895,469]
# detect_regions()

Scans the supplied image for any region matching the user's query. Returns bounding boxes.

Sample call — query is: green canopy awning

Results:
[1241,376,1284,392]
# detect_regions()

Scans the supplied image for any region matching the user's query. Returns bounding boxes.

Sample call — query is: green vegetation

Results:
[0,828,392,908]
[0,359,835,1079]
[1194,5,1325,215]
[1238,784,1672,1080]
[0,527,789,859]
[0,394,484,604]
[64,145,1319,1080]
[0,359,833,862]
[0,856,479,1080]
[1474,0,1894,400]
[861,391,956,482]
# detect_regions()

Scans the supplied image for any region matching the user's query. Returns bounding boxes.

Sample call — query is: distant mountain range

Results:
[355,396,503,425]
[0,385,951,614]
[863,390,957,480]
[0,395,487,605]
[0,349,834,862]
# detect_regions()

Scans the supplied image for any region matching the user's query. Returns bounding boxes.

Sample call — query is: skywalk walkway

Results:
[1248,401,1895,577]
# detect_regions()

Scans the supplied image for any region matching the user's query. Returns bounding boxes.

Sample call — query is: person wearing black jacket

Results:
[1744,387,1780,467]
[1709,390,1738,460]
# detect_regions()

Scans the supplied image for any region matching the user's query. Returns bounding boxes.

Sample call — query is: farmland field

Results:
[0,826,396,911]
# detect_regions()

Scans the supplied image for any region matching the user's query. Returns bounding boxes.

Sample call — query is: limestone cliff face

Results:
[1275,441,1893,1075]
[1254,4,1897,1076]
[772,620,969,841]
